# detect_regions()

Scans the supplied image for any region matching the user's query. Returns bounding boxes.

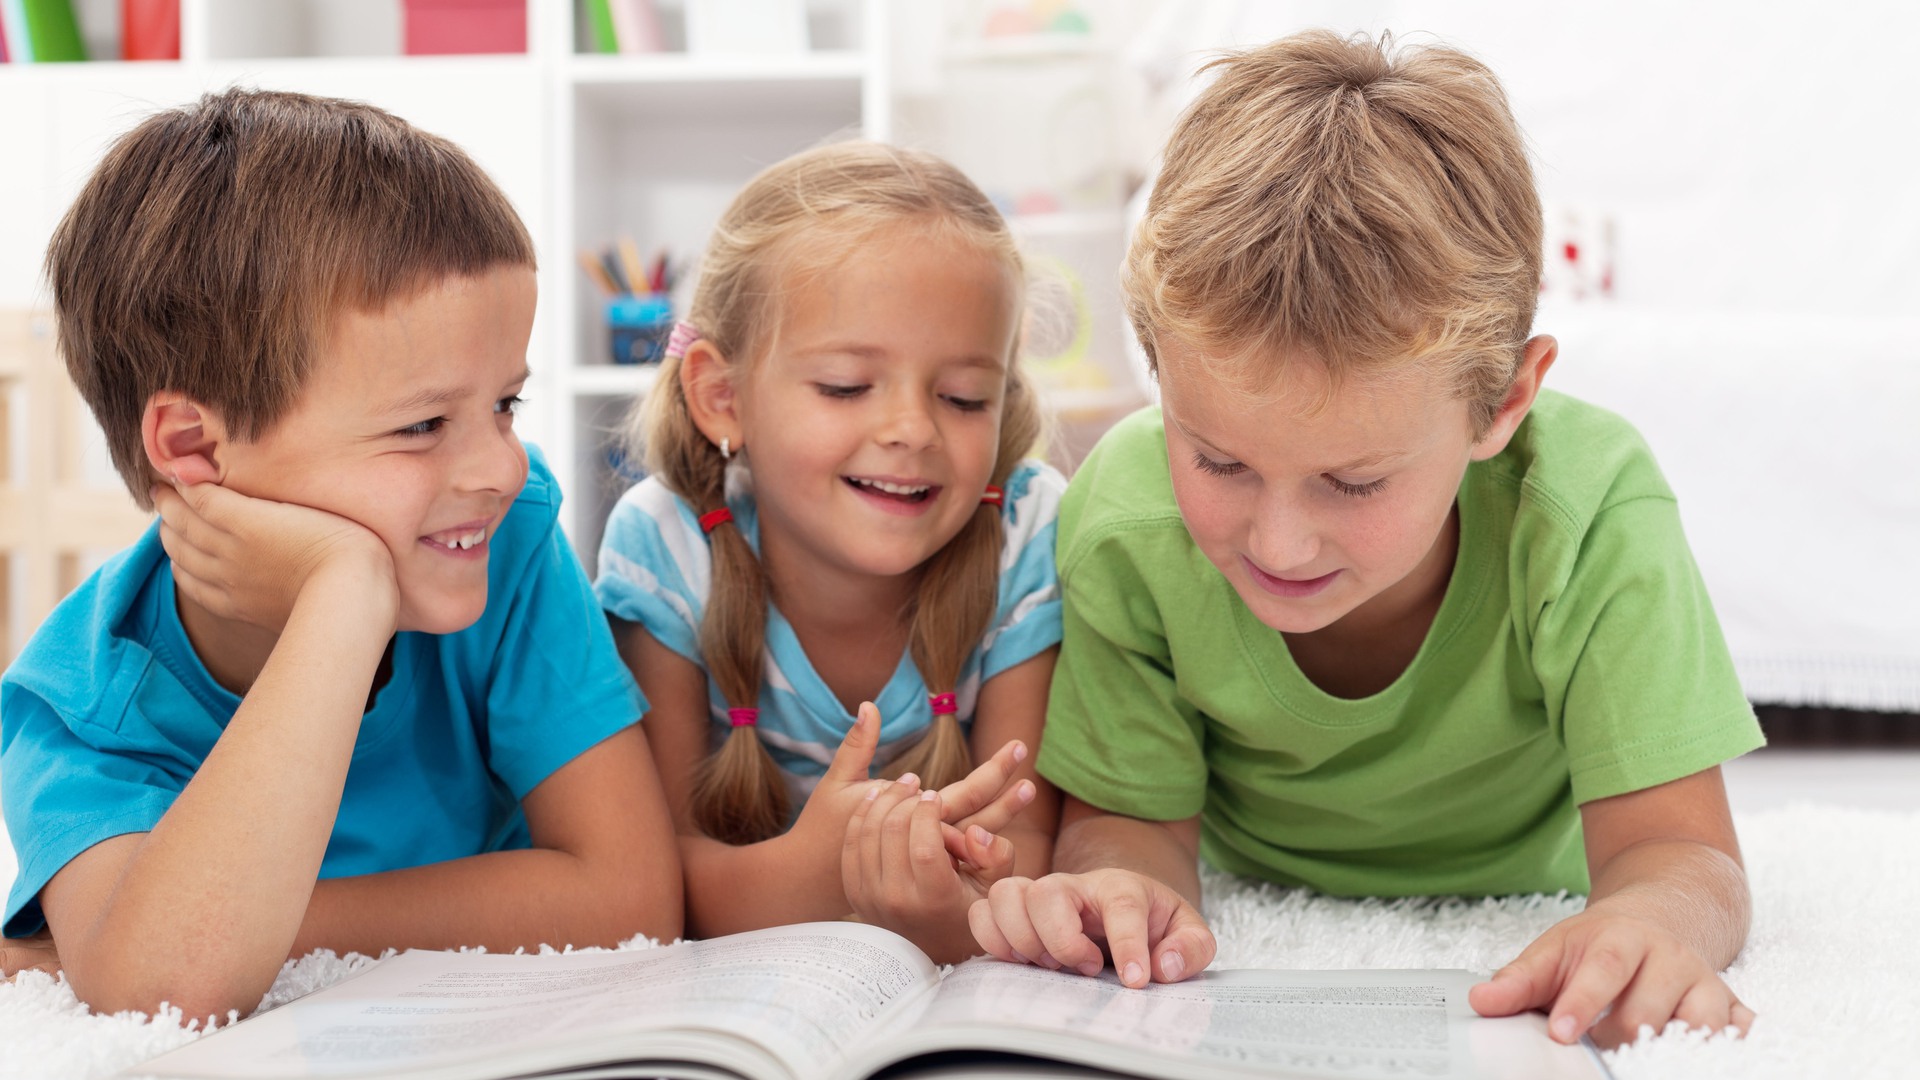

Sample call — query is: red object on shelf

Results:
[122,0,181,61]
[403,0,527,56]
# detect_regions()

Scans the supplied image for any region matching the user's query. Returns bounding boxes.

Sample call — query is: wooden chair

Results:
[0,311,153,662]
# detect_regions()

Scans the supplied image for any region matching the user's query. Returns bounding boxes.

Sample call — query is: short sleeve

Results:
[1530,495,1765,805]
[595,479,710,665]
[979,462,1067,681]
[1035,525,1210,821]
[481,503,648,801]
[1,689,182,937]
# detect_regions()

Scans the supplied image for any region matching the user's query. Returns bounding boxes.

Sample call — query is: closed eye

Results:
[1326,475,1389,498]
[943,394,989,412]
[816,383,868,400]
[1190,451,1246,478]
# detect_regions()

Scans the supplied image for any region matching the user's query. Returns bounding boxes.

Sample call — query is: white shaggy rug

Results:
[2,804,1915,1080]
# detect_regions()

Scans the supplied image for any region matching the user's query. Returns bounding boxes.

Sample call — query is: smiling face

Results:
[1156,338,1486,637]
[217,267,536,634]
[731,224,1019,585]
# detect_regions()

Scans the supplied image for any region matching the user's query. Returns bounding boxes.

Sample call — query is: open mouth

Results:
[422,521,491,554]
[843,476,937,505]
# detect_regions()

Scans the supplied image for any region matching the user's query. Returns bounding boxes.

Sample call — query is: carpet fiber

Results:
[3,804,1914,1079]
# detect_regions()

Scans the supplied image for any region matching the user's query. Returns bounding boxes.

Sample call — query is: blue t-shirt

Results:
[0,449,644,936]
[595,460,1065,811]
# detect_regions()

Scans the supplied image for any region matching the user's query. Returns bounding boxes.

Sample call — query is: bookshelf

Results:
[0,0,889,574]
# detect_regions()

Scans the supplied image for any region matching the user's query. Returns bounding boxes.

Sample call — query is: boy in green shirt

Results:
[967,32,1765,1049]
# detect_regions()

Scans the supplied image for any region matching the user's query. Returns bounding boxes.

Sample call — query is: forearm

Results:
[58,587,388,1018]
[1587,839,1750,969]
[296,845,679,957]
[1055,814,1203,909]
[1005,821,1055,881]
[680,831,847,937]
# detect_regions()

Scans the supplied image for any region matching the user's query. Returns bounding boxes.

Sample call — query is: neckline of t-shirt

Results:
[1230,462,1498,726]
[149,563,422,760]
[763,603,925,727]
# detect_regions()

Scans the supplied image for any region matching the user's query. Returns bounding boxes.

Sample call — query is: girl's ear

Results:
[1470,335,1557,462]
[141,391,229,487]
[680,338,745,454]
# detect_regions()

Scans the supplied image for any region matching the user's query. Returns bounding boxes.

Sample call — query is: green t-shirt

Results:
[1036,391,1764,897]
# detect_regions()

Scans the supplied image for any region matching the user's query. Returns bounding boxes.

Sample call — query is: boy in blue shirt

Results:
[0,89,680,1019]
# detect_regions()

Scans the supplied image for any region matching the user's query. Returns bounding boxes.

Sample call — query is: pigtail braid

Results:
[640,347,788,845]
[888,363,1044,789]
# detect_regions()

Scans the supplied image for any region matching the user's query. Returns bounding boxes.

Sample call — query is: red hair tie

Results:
[728,707,759,728]
[699,507,733,533]
[929,692,958,716]
[981,486,1004,508]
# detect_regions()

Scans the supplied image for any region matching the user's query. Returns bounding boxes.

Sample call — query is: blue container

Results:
[608,294,673,365]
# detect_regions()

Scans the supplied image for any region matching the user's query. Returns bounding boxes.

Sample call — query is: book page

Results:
[852,962,1609,1080]
[133,923,938,1080]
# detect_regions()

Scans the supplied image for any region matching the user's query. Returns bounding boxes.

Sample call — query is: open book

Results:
[132,922,1611,1080]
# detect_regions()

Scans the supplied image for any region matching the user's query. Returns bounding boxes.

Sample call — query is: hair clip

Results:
[666,321,702,361]
[980,486,1004,508]
[699,507,734,533]
[727,707,759,728]
[929,692,958,716]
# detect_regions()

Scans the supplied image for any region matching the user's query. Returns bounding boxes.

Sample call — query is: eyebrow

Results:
[1171,416,1407,474]
[382,366,532,415]
[795,343,1006,371]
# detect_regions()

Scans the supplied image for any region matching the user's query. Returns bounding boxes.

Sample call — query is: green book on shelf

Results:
[22,0,84,61]
[582,0,617,53]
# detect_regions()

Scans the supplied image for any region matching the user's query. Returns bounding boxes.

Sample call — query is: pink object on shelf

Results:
[402,0,526,56]
[122,0,180,60]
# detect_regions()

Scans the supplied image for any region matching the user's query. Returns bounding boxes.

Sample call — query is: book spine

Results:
[607,0,663,53]
[0,13,10,61]
[21,0,85,61]
[582,0,617,54]
[1,0,31,61]
[120,0,180,61]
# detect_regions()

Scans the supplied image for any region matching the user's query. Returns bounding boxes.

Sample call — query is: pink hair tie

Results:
[728,707,759,728]
[699,507,734,533]
[666,320,702,361]
[981,485,1004,508]
[928,692,958,716]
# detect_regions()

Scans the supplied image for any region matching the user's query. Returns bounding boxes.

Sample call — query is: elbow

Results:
[66,956,263,1027]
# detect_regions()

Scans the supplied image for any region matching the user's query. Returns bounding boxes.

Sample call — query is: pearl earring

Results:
[720,437,731,461]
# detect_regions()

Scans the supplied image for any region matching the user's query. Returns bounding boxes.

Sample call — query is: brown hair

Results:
[1125,30,1542,433]
[638,141,1041,845]
[47,87,536,508]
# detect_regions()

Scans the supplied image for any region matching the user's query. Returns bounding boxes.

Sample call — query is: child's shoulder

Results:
[1055,406,1187,557]
[1,524,167,732]
[1487,390,1676,533]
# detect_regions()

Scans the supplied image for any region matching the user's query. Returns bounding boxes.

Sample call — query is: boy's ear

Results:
[1470,335,1558,462]
[679,338,745,454]
[141,391,229,488]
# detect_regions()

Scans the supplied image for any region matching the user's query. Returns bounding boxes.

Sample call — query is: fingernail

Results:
[1551,1016,1576,1042]
[1122,962,1143,986]
[1010,949,1031,965]
[864,785,881,801]
[968,825,992,846]
[1079,959,1103,978]
[898,773,919,788]
[1160,952,1183,981]
[1038,953,1060,970]
[1012,742,1027,763]
[920,789,937,802]
[1017,780,1035,803]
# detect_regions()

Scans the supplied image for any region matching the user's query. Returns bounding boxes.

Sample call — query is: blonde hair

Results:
[1125,30,1542,434]
[637,142,1041,845]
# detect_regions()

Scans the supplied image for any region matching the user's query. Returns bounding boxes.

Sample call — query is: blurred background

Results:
[1,0,1916,898]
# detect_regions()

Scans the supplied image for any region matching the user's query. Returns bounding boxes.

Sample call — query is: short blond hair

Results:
[1125,31,1541,432]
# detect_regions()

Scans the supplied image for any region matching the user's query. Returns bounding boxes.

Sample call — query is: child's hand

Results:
[967,868,1216,989]
[841,777,1017,960]
[152,479,397,634]
[0,931,61,980]
[787,702,894,864]
[1469,909,1754,1048]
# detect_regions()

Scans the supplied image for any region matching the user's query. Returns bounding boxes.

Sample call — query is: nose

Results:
[1245,487,1321,574]
[457,418,529,497]
[875,386,939,452]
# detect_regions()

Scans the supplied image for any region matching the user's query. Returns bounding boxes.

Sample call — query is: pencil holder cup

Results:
[608,294,674,365]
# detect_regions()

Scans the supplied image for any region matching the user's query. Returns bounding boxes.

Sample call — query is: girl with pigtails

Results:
[594,141,1065,961]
